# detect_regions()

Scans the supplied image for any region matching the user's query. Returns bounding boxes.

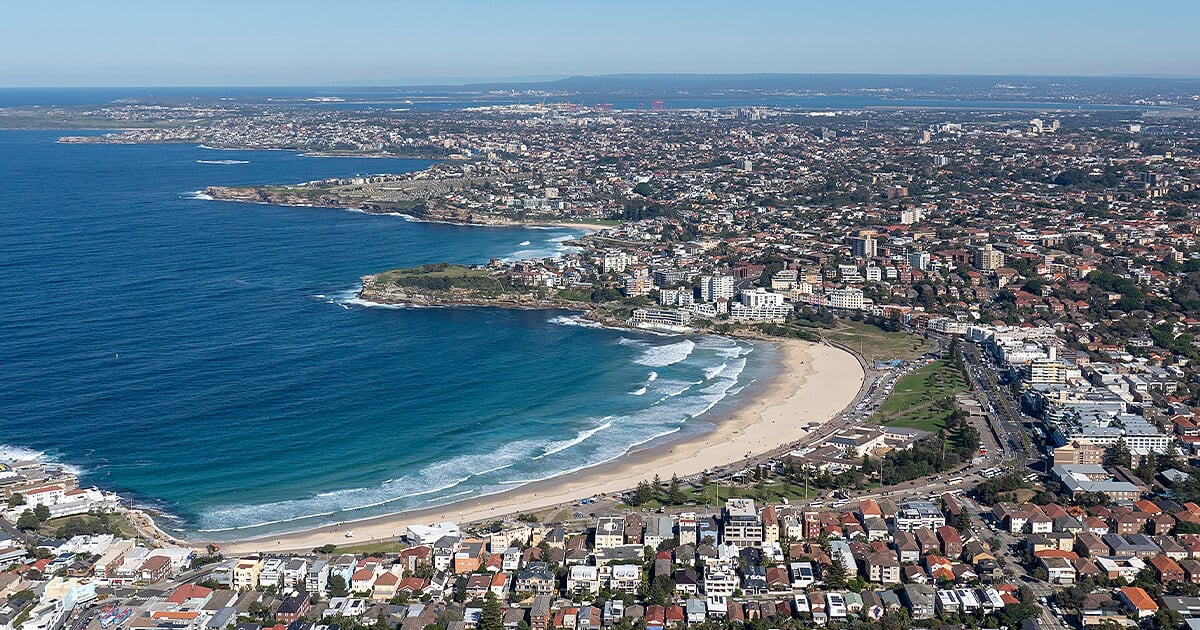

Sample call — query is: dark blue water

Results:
[0,130,772,538]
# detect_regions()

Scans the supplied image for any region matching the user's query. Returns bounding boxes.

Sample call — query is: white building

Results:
[908,252,930,271]
[567,565,600,596]
[729,303,793,322]
[739,287,784,308]
[699,275,735,303]
[658,288,695,307]
[827,288,865,311]
[703,567,737,597]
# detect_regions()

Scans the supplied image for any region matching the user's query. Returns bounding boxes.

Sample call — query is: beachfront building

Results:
[729,287,794,322]
[232,557,264,591]
[722,499,763,548]
[594,517,625,549]
[699,275,735,303]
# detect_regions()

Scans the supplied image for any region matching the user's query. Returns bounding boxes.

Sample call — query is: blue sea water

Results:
[0,130,774,539]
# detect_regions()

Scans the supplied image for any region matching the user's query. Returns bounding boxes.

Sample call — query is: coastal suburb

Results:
[5,68,1200,630]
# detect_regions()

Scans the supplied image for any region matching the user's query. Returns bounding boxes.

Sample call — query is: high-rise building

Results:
[699,275,735,303]
[850,236,878,259]
[908,251,931,271]
[974,244,1004,271]
[900,207,924,224]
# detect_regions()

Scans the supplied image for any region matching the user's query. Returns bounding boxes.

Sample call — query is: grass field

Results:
[822,320,934,364]
[320,540,408,555]
[620,480,826,512]
[869,359,968,433]
[37,513,138,539]
[374,263,489,283]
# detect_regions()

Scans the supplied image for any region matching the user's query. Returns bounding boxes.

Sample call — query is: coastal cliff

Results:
[205,185,524,226]
[358,263,602,312]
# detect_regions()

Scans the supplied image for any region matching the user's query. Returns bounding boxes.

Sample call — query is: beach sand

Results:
[539,221,615,233]
[217,339,863,554]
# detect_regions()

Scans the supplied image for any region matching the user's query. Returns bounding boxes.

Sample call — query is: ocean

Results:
[0,129,775,539]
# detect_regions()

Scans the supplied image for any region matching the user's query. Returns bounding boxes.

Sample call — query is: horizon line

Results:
[3,70,1200,90]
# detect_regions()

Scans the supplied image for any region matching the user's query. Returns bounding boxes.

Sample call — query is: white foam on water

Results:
[534,420,613,459]
[195,159,250,165]
[501,233,581,262]
[182,190,214,201]
[198,417,622,532]
[633,339,696,367]
[195,336,765,536]
[0,444,83,476]
[651,379,703,403]
[629,371,660,396]
[198,471,474,532]
[0,444,46,462]
[548,314,603,329]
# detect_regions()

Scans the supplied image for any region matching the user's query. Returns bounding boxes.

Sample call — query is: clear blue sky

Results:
[3,0,1197,86]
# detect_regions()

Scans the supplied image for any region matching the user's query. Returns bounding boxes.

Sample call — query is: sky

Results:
[2,0,1198,86]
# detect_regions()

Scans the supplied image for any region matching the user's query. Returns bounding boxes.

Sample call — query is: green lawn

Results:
[869,359,968,433]
[822,320,934,364]
[374,263,489,282]
[621,480,825,511]
[37,513,138,539]
[322,540,408,555]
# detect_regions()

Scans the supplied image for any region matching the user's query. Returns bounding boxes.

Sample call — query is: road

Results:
[962,344,1037,463]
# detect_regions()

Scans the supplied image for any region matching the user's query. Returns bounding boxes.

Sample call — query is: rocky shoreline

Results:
[355,278,632,323]
[205,185,527,226]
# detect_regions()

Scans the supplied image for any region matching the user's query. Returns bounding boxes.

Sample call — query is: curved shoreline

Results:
[216,338,864,554]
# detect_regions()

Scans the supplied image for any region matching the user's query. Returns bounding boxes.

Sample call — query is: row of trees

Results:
[627,474,688,507]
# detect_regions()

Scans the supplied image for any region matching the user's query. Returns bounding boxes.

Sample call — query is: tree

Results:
[879,608,912,630]
[329,575,348,597]
[666,475,687,505]
[629,480,656,506]
[1175,521,1200,535]
[247,601,273,621]
[822,560,847,589]
[453,576,467,603]
[1104,439,1132,468]
[955,510,973,535]
[7,494,24,508]
[33,505,50,522]
[16,509,40,531]
[1135,456,1158,485]
[479,593,503,630]
[1150,606,1184,630]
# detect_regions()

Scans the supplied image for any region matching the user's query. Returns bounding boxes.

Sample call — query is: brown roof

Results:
[1120,586,1158,612]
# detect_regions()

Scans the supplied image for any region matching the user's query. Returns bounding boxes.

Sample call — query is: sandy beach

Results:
[217,339,863,555]
[538,221,615,233]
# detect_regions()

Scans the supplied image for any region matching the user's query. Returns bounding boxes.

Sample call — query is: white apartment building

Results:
[699,275,735,302]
